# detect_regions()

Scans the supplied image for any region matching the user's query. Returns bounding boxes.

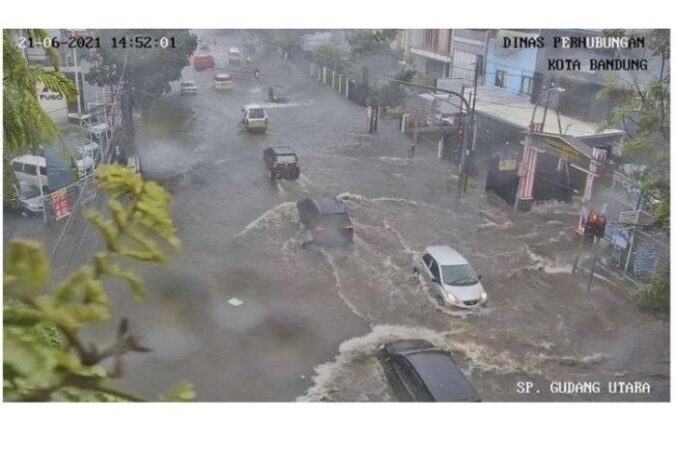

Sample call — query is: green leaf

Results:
[160,380,196,401]
[4,240,51,297]
[3,307,43,327]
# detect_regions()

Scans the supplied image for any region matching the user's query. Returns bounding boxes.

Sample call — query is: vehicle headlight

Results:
[447,293,457,303]
[480,292,488,301]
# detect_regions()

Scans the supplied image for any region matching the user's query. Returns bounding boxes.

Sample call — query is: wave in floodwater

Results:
[297,324,531,402]
[234,201,297,238]
[319,248,369,322]
[526,247,573,274]
[258,100,315,109]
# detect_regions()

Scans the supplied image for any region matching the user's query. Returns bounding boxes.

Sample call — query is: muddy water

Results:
[6,37,667,401]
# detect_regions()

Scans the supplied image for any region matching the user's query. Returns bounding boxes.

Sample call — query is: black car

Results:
[297,197,354,246]
[378,339,480,402]
[263,146,300,180]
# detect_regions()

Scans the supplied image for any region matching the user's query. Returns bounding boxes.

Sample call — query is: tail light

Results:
[314,227,326,235]
[344,225,354,234]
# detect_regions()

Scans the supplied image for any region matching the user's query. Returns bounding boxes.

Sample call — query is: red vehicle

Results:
[193,54,215,71]
[263,146,300,180]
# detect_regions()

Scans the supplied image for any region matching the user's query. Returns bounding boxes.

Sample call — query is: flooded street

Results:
[5,34,668,402]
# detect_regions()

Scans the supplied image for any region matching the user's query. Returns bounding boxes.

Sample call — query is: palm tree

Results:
[3,29,78,205]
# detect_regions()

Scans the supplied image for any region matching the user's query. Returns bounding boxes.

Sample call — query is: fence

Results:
[595,172,670,286]
[310,63,369,106]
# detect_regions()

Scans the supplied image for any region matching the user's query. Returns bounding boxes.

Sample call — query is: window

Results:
[422,253,433,268]
[39,166,47,176]
[429,260,441,281]
[24,164,37,175]
[521,76,533,95]
[423,29,440,51]
[11,162,23,171]
[495,70,506,88]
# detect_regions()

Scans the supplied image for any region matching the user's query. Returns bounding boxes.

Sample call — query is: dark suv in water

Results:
[263,146,300,180]
[297,197,354,246]
[378,339,480,402]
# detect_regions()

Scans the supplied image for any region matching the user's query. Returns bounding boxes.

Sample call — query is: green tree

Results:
[312,43,346,71]
[4,165,195,402]
[597,29,670,228]
[3,29,78,205]
[348,30,400,57]
[85,30,198,112]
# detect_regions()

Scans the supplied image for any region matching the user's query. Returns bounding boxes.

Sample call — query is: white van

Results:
[213,73,233,90]
[11,152,94,192]
[228,47,243,65]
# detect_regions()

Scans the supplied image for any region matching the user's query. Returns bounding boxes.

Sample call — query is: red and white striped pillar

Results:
[576,146,608,233]
[515,140,538,211]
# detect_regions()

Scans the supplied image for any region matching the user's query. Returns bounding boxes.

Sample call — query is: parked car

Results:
[192,54,214,70]
[297,197,354,246]
[412,245,487,308]
[213,73,233,90]
[263,147,300,180]
[378,339,481,402]
[17,181,44,216]
[180,80,198,96]
[11,153,93,192]
[242,105,268,134]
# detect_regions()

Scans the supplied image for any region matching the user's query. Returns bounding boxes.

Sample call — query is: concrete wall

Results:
[485,38,537,96]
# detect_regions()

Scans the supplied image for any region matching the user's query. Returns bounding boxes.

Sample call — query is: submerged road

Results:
[4,33,669,401]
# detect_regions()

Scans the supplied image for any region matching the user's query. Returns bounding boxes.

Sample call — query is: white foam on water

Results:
[319,248,369,322]
[543,352,610,369]
[228,298,243,306]
[297,324,529,401]
[477,218,513,230]
[275,180,288,199]
[259,100,315,109]
[234,202,297,238]
[296,174,312,190]
[376,156,410,166]
[383,219,415,255]
[526,247,573,274]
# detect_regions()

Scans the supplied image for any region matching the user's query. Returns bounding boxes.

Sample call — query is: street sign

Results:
[499,159,517,171]
[51,189,71,221]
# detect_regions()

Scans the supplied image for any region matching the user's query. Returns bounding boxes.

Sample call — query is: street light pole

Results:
[379,77,472,197]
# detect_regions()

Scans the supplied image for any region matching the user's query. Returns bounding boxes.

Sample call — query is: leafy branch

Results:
[4,165,194,402]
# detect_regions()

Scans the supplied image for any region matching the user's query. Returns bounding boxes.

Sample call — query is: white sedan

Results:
[413,245,487,309]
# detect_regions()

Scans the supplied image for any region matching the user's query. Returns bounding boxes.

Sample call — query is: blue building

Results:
[484,32,539,98]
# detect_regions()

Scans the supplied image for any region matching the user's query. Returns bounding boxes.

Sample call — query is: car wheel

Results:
[413,268,420,281]
[436,295,445,306]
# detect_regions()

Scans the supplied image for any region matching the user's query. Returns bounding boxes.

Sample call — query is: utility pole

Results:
[458,60,480,195]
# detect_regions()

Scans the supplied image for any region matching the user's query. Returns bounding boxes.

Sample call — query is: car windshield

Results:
[20,184,41,199]
[276,154,297,163]
[441,264,479,286]
[182,82,196,87]
[248,108,265,119]
[215,74,231,81]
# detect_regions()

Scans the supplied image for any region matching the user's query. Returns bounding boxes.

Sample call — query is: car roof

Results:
[268,146,296,154]
[425,245,469,265]
[313,198,345,214]
[181,80,196,84]
[245,104,264,110]
[215,73,231,78]
[11,154,45,165]
[229,47,241,52]
[404,351,479,401]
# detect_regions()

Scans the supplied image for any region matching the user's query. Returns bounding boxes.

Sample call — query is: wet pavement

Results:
[4,32,669,401]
